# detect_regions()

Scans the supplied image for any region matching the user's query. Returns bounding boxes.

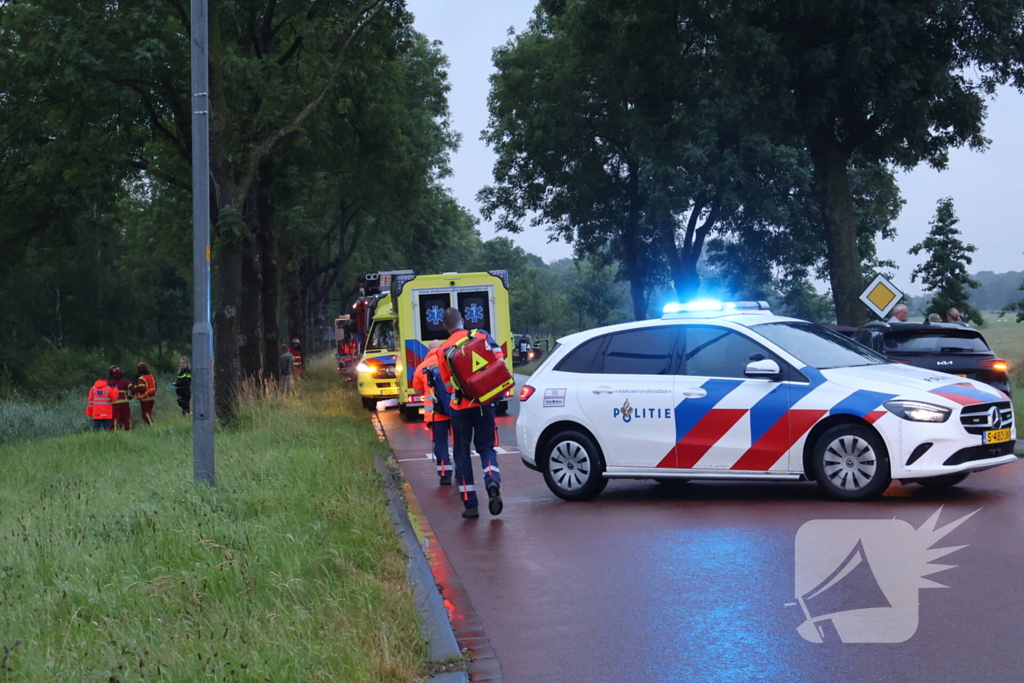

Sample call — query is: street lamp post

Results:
[191,0,215,484]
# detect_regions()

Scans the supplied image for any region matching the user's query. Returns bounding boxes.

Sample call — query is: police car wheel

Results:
[915,472,970,488]
[361,397,378,412]
[541,430,607,501]
[811,425,891,501]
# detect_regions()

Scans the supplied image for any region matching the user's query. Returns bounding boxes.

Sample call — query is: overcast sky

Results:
[407,0,1022,293]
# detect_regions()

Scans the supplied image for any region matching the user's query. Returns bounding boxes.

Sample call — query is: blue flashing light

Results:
[662,300,724,314]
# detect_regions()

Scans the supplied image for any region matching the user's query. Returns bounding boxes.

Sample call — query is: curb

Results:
[375,452,467,682]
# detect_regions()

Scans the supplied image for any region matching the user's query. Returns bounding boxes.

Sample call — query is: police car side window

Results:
[554,337,604,373]
[683,326,772,378]
[598,327,677,375]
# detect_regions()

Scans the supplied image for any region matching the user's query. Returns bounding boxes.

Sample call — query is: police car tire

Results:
[361,397,378,412]
[541,430,608,501]
[915,472,970,488]
[811,424,891,501]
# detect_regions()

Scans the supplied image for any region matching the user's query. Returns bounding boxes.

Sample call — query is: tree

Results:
[726,0,1024,325]
[910,198,982,325]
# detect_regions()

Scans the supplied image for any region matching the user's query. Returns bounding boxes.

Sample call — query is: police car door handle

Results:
[681,388,707,398]
[591,387,615,394]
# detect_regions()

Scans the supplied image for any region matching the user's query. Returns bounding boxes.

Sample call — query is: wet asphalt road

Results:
[378,387,1024,683]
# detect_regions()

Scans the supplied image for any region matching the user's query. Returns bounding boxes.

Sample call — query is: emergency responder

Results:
[518,336,532,364]
[412,340,453,485]
[289,338,304,378]
[439,307,504,518]
[86,375,118,431]
[279,345,295,393]
[132,362,157,425]
[107,365,132,430]
[173,356,192,415]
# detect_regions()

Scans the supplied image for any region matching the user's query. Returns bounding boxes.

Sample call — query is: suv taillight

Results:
[519,385,536,401]
[978,358,1009,372]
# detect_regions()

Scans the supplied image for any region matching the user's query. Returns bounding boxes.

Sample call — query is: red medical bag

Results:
[444,331,514,404]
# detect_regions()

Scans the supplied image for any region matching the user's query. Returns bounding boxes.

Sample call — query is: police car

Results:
[516,302,1018,502]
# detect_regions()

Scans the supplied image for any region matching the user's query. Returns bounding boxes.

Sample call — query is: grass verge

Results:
[0,358,426,682]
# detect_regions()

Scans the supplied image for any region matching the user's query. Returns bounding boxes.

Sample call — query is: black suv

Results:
[853,322,1011,395]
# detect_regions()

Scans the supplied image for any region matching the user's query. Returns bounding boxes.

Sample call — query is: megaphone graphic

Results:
[794,539,892,643]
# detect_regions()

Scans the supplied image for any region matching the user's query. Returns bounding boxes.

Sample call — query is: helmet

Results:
[111,366,123,378]
[291,338,300,345]
[109,364,118,373]
[137,362,149,373]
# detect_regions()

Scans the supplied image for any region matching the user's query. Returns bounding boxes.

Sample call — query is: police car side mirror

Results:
[745,359,781,380]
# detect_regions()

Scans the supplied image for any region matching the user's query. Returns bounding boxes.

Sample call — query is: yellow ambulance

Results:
[393,271,514,420]
[356,293,401,411]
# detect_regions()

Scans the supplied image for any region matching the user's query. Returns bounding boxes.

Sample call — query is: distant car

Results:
[852,322,1011,396]
[823,324,858,339]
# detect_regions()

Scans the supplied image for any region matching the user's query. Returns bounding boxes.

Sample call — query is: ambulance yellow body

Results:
[393,271,513,420]
[356,294,401,411]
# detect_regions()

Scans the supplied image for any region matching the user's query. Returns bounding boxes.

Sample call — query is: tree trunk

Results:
[209,12,242,420]
[809,137,867,327]
[239,235,262,379]
[621,161,648,321]
[259,183,280,380]
[285,276,303,348]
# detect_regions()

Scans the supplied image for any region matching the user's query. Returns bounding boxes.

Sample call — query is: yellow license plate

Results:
[985,428,1011,445]
[955,373,968,377]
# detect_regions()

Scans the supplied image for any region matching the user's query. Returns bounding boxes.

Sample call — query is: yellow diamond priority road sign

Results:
[859,274,904,320]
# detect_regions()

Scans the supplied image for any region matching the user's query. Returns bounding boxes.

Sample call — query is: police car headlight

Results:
[883,400,951,423]
[356,362,372,373]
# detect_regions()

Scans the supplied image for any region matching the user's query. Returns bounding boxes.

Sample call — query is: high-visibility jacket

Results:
[108,378,131,404]
[133,374,157,402]
[289,349,303,377]
[411,347,450,424]
[438,328,505,411]
[86,380,118,420]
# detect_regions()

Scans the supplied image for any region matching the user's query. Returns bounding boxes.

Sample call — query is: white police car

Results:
[516,302,1017,502]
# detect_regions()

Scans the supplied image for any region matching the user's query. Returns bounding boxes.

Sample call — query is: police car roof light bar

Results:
[662,300,771,317]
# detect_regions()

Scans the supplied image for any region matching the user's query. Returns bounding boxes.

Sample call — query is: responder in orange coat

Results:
[86,377,118,431]
[131,362,157,425]
[107,365,132,430]
[438,308,504,518]
[289,338,304,378]
[411,340,453,485]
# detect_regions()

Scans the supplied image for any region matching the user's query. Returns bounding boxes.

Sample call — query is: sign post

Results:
[859,274,904,321]
[191,0,215,485]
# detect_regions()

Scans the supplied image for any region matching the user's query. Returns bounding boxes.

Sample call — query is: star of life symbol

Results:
[464,303,485,323]
[426,305,444,326]
[789,507,977,643]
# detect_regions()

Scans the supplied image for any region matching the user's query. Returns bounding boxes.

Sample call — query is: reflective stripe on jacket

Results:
[134,374,157,401]
[411,347,449,424]
[87,380,117,419]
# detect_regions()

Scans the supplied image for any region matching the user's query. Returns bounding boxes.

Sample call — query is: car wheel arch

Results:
[801,414,889,481]
[537,421,602,464]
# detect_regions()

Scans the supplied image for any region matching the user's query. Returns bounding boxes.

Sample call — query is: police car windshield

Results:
[754,322,887,370]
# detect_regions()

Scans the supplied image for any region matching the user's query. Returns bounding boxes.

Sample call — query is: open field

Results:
[978,312,1023,426]
[0,359,426,682]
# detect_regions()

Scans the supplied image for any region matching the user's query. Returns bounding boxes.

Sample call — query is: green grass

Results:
[1,382,181,447]
[0,358,426,682]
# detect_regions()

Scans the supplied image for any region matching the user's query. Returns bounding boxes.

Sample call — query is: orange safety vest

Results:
[134,374,157,402]
[411,347,448,424]
[86,380,117,420]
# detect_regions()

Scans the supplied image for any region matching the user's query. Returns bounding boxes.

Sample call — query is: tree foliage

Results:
[910,198,983,325]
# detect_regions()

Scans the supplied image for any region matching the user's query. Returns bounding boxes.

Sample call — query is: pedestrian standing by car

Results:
[888,304,909,323]
[131,362,157,425]
[927,312,942,323]
[86,375,117,431]
[438,307,505,519]
[107,365,132,430]
[412,340,454,485]
[279,345,294,393]
[173,356,192,415]
[518,336,532,365]
[946,308,970,327]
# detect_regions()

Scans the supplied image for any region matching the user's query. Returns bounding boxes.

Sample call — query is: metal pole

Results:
[191,0,215,484]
